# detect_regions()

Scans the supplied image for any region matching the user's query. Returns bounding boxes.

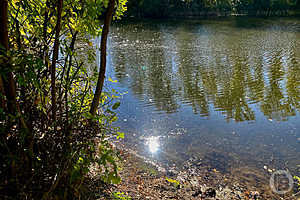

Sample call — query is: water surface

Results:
[105,17,300,177]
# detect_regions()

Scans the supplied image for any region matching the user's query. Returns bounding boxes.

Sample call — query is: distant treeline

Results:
[125,0,300,18]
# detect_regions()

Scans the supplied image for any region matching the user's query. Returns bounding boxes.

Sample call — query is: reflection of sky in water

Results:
[105,18,300,175]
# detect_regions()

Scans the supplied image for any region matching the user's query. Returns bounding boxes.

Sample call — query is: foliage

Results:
[113,192,132,200]
[165,177,180,187]
[0,0,127,199]
[295,176,300,189]
[125,0,300,18]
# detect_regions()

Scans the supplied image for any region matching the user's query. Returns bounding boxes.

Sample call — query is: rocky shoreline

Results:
[112,150,276,200]
[89,146,299,200]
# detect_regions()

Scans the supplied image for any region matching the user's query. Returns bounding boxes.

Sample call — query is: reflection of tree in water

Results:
[214,59,255,122]
[286,50,300,114]
[109,21,299,122]
[200,69,218,100]
[147,48,179,113]
[176,28,210,117]
[179,66,209,116]
[260,52,295,121]
[245,55,265,104]
[111,24,179,113]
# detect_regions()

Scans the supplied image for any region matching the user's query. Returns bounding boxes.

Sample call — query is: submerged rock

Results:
[205,188,217,198]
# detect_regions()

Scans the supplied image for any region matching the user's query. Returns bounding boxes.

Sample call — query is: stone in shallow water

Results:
[166,168,178,177]
[192,189,202,197]
[204,188,216,198]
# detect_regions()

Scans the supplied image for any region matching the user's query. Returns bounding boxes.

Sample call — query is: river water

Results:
[105,17,300,178]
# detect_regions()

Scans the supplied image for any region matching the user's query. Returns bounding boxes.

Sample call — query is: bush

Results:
[0,0,127,199]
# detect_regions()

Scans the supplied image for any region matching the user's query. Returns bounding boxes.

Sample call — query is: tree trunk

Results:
[90,0,116,116]
[0,0,19,189]
[51,0,63,124]
[0,0,16,114]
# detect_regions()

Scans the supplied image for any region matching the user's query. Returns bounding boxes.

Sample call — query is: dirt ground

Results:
[112,150,292,200]
[90,148,300,200]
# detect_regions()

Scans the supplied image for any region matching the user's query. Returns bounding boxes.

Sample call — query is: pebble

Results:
[205,188,216,198]
[192,189,202,197]
[167,169,178,177]
[190,178,199,187]
[263,166,267,170]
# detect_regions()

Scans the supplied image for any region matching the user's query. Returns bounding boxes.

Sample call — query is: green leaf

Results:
[113,192,132,200]
[109,77,118,83]
[117,132,125,139]
[77,157,84,164]
[108,172,121,184]
[112,102,121,110]
[111,116,118,122]
[294,176,300,189]
[166,177,180,186]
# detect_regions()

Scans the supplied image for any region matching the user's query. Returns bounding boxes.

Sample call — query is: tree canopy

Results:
[125,0,300,18]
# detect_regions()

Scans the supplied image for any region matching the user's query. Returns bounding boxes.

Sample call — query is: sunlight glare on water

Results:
[146,136,160,153]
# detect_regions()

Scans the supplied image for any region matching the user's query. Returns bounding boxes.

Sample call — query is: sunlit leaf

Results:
[166,177,180,186]
[112,102,120,110]
[108,77,118,83]
[117,132,124,139]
